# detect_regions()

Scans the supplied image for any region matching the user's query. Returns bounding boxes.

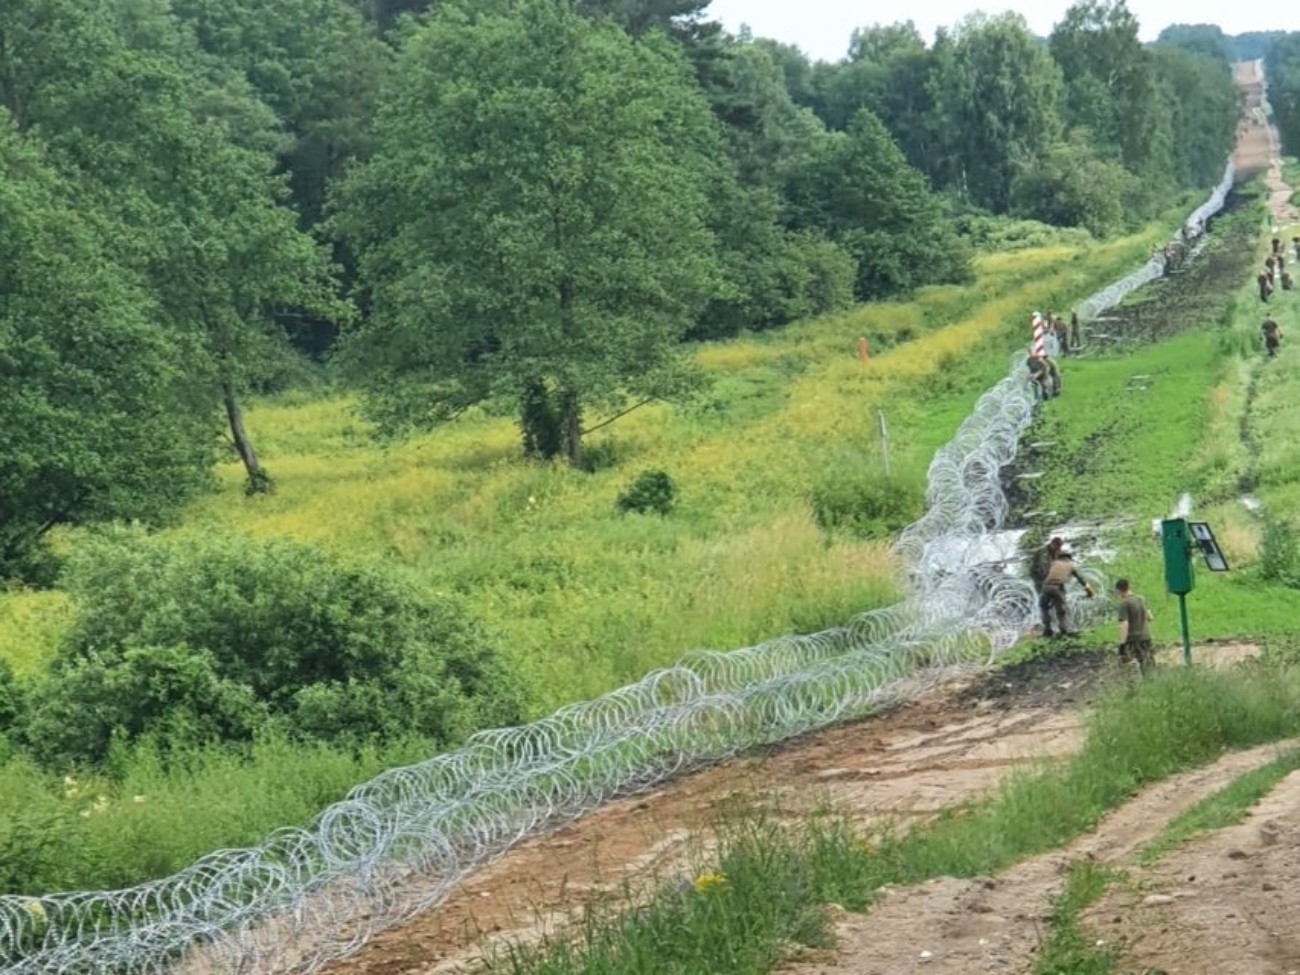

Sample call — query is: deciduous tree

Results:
[0,121,212,578]
[334,0,722,467]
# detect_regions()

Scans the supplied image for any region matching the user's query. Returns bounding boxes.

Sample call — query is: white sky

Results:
[706,0,1296,62]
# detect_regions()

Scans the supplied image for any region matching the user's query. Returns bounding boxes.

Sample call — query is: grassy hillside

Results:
[1007,185,1300,655]
[5,179,1299,906]
[1,212,1184,711]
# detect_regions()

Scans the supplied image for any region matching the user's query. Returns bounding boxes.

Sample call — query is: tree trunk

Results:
[222,378,271,493]
[520,377,562,459]
[554,273,583,468]
[558,388,583,469]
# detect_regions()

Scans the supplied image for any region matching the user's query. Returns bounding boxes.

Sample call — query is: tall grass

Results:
[0,733,431,895]
[0,218,1172,706]
[0,591,69,678]
[0,206,1198,897]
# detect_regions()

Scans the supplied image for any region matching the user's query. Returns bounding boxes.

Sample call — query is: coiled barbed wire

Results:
[0,160,1236,975]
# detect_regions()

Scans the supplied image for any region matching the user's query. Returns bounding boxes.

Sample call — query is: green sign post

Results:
[1161,519,1195,665]
[1159,518,1230,666]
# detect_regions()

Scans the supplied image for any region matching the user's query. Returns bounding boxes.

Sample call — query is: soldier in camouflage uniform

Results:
[1114,578,1154,675]
[1029,536,1064,593]
[1039,552,1094,638]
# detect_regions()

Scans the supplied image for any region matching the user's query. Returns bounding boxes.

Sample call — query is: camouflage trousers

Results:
[1119,638,1155,674]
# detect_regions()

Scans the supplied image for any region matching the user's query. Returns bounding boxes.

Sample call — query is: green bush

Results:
[1259,517,1300,589]
[0,659,21,737]
[953,212,1092,252]
[810,460,924,539]
[24,647,267,767]
[21,527,525,767]
[616,470,677,516]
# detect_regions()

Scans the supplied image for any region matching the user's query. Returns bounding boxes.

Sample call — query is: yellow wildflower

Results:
[21,899,47,924]
[691,872,728,895]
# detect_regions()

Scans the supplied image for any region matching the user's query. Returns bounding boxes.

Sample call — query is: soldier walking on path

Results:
[1259,269,1273,302]
[1115,578,1155,675]
[1262,317,1283,357]
[1039,551,1094,638]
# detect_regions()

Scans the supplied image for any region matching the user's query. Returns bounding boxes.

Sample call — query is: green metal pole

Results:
[1178,592,1192,666]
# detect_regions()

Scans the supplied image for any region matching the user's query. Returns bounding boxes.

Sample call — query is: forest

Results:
[0,0,1290,896]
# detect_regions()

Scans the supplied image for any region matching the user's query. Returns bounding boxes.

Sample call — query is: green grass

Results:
[0,199,1242,900]
[1139,747,1300,865]
[0,733,431,895]
[485,806,848,975]
[0,212,1177,710]
[1031,862,1122,975]
[482,663,1300,975]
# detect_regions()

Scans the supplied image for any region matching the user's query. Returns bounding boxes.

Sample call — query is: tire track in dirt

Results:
[775,738,1300,975]
[317,667,1096,975]
[1082,765,1300,975]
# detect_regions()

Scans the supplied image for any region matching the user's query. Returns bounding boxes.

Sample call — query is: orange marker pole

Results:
[858,336,870,363]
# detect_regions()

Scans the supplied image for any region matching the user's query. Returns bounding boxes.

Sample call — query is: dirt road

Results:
[319,655,1099,975]
[1235,59,1298,226]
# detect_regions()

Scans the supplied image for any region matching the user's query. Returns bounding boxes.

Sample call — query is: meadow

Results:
[0,196,1228,897]
[4,212,1180,695]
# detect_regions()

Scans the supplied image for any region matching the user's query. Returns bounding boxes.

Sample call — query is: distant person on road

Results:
[1283,270,1294,291]
[1115,578,1155,675]
[1259,270,1274,302]
[1265,255,1276,282]
[1069,310,1081,349]
[1039,552,1095,639]
[1272,235,1282,256]
[1030,536,1065,593]
[1262,317,1283,357]
[1291,236,1300,261]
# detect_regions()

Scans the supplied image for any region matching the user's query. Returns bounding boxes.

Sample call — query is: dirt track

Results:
[317,63,1294,975]
[777,738,1297,975]
[320,661,1096,974]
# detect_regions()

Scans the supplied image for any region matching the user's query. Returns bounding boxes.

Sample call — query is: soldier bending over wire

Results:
[1039,552,1094,638]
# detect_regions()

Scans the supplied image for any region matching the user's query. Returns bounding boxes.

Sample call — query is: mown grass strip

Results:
[1138,747,1300,865]
[484,665,1300,975]
[1031,861,1122,975]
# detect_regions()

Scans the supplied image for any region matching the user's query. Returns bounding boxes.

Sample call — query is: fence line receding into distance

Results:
[0,159,1236,975]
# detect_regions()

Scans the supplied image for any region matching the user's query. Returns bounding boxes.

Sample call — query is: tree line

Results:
[1263,32,1300,156]
[1,0,1246,578]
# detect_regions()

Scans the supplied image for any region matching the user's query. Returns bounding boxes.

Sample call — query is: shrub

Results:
[21,527,525,767]
[810,460,924,539]
[617,469,677,516]
[0,659,21,738]
[24,646,267,767]
[1259,517,1300,589]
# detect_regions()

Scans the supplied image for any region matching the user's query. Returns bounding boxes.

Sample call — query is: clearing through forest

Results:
[317,63,1290,975]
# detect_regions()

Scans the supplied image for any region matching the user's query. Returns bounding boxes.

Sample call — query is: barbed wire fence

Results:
[0,160,1236,975]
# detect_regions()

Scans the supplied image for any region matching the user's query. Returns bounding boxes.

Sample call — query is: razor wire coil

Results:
[0,159,1236,975]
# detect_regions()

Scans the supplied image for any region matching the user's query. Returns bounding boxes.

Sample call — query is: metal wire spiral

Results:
[0,162,1236,975]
